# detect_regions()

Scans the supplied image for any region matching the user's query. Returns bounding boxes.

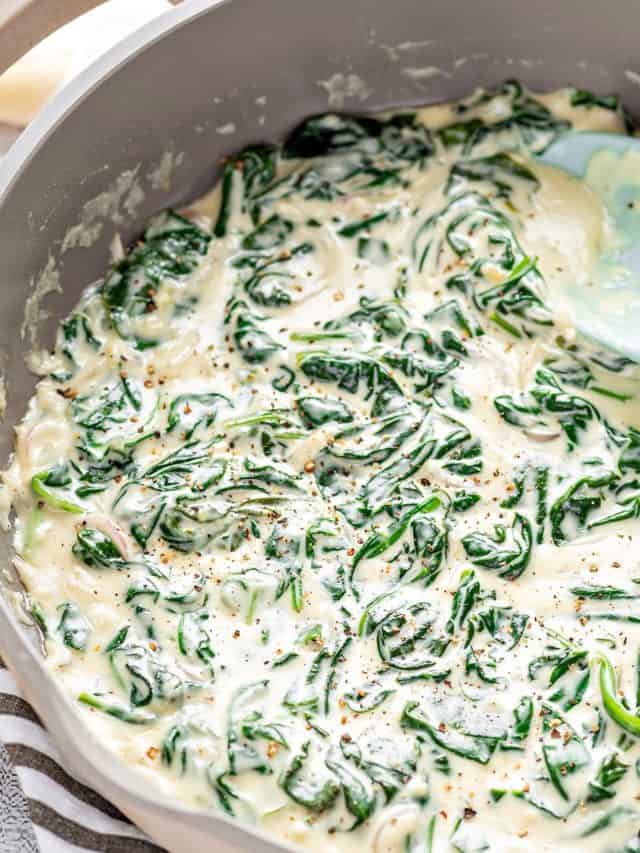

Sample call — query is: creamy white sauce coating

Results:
[4,83,640,852]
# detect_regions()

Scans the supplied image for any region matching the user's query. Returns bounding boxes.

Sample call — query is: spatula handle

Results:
[0,0,105,76]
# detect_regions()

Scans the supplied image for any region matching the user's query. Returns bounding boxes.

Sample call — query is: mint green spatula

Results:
[538,131,640,359]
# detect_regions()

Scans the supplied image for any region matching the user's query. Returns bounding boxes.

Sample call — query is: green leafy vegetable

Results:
[31,464,84,514]
[57,602,91,651]
[103,212,210,347]
[461,513,532,580]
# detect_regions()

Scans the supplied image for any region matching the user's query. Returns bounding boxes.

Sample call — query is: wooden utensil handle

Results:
[0,0,105,76]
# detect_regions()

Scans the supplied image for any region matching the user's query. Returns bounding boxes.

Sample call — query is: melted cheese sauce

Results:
[4,82,640,852]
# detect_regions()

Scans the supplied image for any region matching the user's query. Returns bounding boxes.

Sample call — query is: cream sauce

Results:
[4,82,640,852]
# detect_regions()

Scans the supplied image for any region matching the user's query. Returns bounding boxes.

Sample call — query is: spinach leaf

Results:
[78,692,156,725]
[343,683,395,714]
[239,242,313,308]
[323,296,409,343]
[31,463,84,514]
[596,655,640,737]
[177,610,215,675]
[338,211,389,238]
[570,88,621,111]
[108,629,185,710]
[588,751,629,802]
[324,753,376,829]
[550,472,617,543]
[282,112,433,165]
[505,696,534,746]
[579,805,638,838]
[462,513,532,580]
[446,152,539,198]
[56,602,91,651]
[222,568,279,625]
[298,350,402,401]
[266,520,304,611]
[167,393,229,439]
[103,212,210,347]
[72,374,157,461]
[280,741,340,812]
[339,737,413,803]
[375,603,438,670]
[283,114,386,159]
[214,144,278,235]
[495,368,600,450]
[352,496,441,570]
[73,527,128,570]
[440,79,570,155]
[540,704,589,801]
[242,214,293,251]
[402,702,501,765]
[54,311,102,379]
[225,298,283,364]
[296,396,353,427]
[227,681,280,775]
[452,490,481,512]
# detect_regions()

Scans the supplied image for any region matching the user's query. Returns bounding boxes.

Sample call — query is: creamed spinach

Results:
[5,80,640,852]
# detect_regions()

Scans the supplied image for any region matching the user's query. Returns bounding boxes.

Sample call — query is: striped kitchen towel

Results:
[0,659,166,853]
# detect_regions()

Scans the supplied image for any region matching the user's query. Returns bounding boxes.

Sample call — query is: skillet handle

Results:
[0,0,105,76]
